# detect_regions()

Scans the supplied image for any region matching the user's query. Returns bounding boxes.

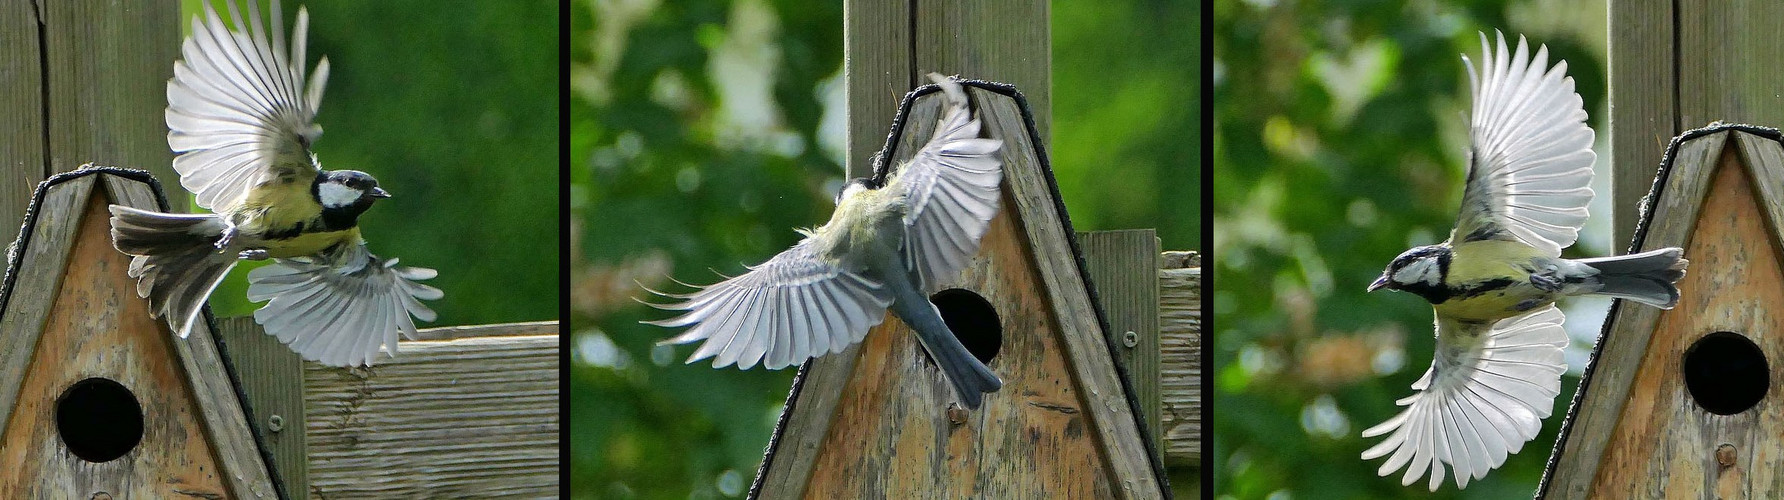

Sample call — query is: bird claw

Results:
[215,224,238,250]
[239,249,270,261]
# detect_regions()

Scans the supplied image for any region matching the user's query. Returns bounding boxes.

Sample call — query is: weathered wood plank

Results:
[1608,0,1676,247]
[0,1,46,245]
[1159,255,1200,466]
[0,191,232,498]
[0,175,94,438]
[1545,132,1726,497]
[412,320,560,340]
[843,0,911,179]
[1676,1,1784,131]
[1078,230,1161,453]
[215,316,308,500]
[40,1,178,187]
[304,334,560,498]
[1587,140,1784,497]
[99,175,278,499]
[912,0,1050,144]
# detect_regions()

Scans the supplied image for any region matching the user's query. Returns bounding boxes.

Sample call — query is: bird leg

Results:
[216,221,239,250]
[239,248,270,261]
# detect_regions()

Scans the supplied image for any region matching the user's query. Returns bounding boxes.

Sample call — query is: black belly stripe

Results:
[1452,277,1516,300]
[263,220,309,240]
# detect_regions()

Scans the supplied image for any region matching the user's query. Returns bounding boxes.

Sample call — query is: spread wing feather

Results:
[247,242,442,367]
[1361,305,1568,490]
[648,239,895,370]
[891,74,1004,292]
[168,0,329,213]
[1451,32,1595,256]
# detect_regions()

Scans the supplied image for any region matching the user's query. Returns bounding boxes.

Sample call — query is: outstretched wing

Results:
[647,239,895,370]
[168,0,330,213]
[246,242,442,367]
[888,73,1005,292]
[1361,305,1568,491]
[1449,32,1595,256]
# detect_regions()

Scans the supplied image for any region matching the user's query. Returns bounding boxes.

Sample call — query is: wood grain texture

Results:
[40,1,178,185]
[1546,131,1727,498]
[412,320,561,340]
[101,172,278,499]
[1608,0,1677,247]
[1078,230,1161,453]
[1588,140,1784,498]
[1159,258,1200,466]
[1676,1,1784,131]
[0,175,93,437]
[215,316,308,500]
[303,334,560,499]
[912,0,1050,144]
[0,191,231,498]
[0,0,46,246]
[843,0,911,179]
[789,89,1160,499]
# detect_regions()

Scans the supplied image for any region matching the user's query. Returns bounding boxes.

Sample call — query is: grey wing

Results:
[246,242,442,367]
[890,73,1004,291]
[1450,32,1595,256]
[1361,305,1568,490]
[647,239,895,370]
[167,0,330,212]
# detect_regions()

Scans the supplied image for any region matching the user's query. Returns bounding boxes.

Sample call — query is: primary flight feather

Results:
[1361,32,1687,490]
[646,73,1006,409]
[109,0,441,367]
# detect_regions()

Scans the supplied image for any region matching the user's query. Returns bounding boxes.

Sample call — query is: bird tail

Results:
[894,299,1004,409]
[1576,247,1687,308]
[108,205,238,338]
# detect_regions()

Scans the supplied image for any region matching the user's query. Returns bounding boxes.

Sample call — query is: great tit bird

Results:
[108,0,442,367]
[1360,32,1687,490]
[644,74,1006,408]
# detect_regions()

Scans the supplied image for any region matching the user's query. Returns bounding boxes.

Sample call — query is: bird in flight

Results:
[645,74,1007,409]
[110,0,442,367]
[1361,31,1686,490]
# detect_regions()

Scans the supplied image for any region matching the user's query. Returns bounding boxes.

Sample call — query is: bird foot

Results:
[215,223,238,250]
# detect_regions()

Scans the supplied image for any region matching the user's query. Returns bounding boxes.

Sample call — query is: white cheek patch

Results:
[318,182,362,208]
[1394,258,1441,285]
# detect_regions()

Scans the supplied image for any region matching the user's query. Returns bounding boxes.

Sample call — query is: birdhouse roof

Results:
[0,167,282,499]
[747,80,1169,498]
[1540,123,1784,495]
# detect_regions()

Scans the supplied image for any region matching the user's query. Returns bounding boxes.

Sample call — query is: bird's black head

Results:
[1370,245,1450,296]
[314,170,390,227]
[835,176,879,205]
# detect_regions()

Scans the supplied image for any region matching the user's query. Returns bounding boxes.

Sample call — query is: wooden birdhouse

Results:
[1543,125,1784,498]
[747,82,1169,498]
[0,168,278,498]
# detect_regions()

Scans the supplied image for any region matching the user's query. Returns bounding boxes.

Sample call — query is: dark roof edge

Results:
[1536,123,1784,498]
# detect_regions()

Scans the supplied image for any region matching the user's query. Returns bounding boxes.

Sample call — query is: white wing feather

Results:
[889,74,1004,292]
[1451,32,1596,256]
[168,0,329,213]
[246,243,442,367]
[1361,305,1568,490]
[648,240,895,370]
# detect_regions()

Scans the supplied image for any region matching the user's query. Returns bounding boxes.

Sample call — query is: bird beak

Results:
[1367,275,1389,292]
[370,187,391,199]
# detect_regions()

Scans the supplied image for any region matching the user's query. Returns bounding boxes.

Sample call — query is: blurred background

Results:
[571,0,1197,497]
[187,0,562,327]
[1212,0,1607,498]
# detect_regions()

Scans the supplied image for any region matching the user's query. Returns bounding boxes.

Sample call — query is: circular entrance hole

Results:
[1683,331,1769,415]
[931,288,1002,363]
[56,377,143,463]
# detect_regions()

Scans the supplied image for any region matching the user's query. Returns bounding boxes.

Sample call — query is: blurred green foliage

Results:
[572,0,1197,497]
[1213,0,1605,498]
[187,0,561,326]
